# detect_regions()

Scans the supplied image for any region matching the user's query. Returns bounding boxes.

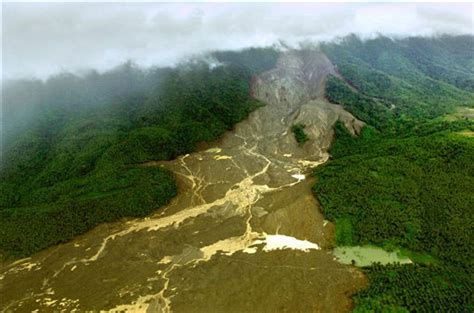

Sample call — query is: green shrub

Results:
[291,123,309,144]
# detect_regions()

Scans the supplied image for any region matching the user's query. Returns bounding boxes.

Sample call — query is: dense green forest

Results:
[353,264,472,312]
[315,35,474,311]
[0,48,279,259]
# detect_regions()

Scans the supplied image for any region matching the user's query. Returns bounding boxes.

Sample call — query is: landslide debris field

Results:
[1,51,366,312]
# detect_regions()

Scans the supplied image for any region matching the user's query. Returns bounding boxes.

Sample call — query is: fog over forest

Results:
[2,2,473,80]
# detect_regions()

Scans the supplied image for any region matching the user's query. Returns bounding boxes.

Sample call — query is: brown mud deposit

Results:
[0,50,366,313]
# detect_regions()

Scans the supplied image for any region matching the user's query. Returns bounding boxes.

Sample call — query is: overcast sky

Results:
[2,2,473,80]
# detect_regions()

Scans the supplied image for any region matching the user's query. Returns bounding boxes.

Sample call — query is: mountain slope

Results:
[314,35,474,312]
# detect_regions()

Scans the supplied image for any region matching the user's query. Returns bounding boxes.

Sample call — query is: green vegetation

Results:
[291,123,309,144]
[334,218,354,246]
[316,122,474,266]
[354,264,472,312]
[315,35,474,311]
[0,48,279,259]
[321,123,474,311]
[323,36,473,132]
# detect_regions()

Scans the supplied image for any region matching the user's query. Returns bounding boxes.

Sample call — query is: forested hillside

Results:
[0,48,279,259]
[315,35,474,311]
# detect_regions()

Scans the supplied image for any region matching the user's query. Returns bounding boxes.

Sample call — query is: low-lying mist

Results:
[0,47,280,155]
[3,2,472,80]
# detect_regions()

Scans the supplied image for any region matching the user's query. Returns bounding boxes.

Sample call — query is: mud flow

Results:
[1,50,366,313]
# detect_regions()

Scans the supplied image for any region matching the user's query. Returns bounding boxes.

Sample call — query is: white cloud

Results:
[2,2,473,80]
